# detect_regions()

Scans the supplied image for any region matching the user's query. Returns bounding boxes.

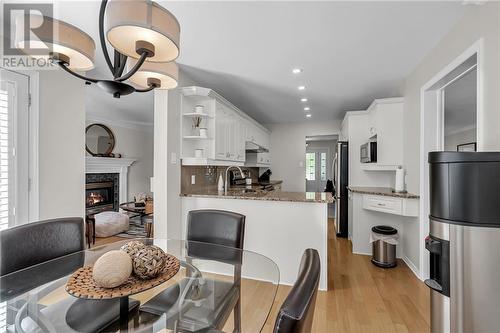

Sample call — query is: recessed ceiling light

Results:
[300,98,308,102]
[298,86,305,90]
[306,114,312,118]
[292,68,302,74]
[304,107,310,111]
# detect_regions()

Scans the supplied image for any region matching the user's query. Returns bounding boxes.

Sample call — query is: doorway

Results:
[420,41,482,280]
[0,69,30,229]
[305,148,329,192]
[305,136,337,192]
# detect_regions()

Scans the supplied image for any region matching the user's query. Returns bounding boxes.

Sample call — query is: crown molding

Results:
[86,114,153,132]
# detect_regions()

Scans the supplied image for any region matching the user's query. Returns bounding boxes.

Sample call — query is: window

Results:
[0,88,9,232]
[320,152,327,181]
[306,152,315,180]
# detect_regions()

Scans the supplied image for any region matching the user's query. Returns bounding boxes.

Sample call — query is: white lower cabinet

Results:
[362,194,418,217]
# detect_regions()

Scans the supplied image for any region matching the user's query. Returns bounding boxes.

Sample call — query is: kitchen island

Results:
[180,188,333,290]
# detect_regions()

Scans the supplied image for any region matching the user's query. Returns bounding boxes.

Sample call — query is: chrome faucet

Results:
[225,166,244,195]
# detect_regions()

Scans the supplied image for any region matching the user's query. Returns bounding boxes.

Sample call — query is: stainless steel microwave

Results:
[360,142,377,163]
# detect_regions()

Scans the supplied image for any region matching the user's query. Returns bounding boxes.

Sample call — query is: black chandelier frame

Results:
[51,0,160,98]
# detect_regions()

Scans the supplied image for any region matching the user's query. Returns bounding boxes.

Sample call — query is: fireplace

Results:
[86,173,119,215]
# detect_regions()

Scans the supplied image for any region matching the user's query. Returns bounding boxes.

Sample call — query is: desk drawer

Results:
[363,195,402,214]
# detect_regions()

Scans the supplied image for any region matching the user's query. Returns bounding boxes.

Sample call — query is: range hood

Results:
[245,141,269,153]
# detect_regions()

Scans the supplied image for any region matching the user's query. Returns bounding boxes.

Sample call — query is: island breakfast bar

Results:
[180,190,333,290]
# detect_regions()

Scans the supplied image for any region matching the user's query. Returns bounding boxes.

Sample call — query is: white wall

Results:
[404,2,500,194]
[154,71,198,239]
[444,127,477,151]
[401,2,500,274]
[268,120,341,192]
[38,70,85,220]
[85,120,153,201]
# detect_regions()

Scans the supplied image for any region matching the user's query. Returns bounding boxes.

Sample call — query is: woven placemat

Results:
[65,253,180,299]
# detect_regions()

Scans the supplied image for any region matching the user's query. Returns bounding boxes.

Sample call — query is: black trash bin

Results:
[371,225,398,268]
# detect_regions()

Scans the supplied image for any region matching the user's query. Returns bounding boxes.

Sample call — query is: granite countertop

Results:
[347,186,420,199]
[180,187,333,203]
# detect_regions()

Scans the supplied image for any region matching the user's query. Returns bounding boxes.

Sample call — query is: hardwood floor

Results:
[259,219,430,332]
[93,235,129,247]
[88,219,430,332]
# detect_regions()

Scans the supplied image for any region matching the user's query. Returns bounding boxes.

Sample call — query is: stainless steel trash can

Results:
[371,225,397,268]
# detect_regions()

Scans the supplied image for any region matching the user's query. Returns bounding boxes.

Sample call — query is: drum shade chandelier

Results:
[16,0,180,98]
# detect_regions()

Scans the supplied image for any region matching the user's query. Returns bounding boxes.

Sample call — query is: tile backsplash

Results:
[181,166,261,193]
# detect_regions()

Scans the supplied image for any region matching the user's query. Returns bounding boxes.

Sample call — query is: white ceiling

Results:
[444,68,477,135]
[52,1,466,125]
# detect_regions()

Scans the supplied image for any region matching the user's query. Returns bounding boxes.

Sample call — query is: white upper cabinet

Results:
[180,86,269,166]
[365,98,404,167]
[214,102,229,160]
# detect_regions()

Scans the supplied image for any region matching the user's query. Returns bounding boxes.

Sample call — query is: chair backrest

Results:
[273,249,321,333]
[187,210,245,250]
[0,217,85,276]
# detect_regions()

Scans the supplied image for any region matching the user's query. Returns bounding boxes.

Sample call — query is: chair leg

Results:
[233,297,241,333]
[85,221,91,248]
[92,219,96,244]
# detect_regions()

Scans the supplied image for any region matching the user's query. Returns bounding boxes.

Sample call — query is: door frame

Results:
[1,69,39,222]
[419,39,483,280]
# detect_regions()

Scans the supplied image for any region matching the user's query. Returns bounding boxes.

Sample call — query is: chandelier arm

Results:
[115,54,128,78]
[113,50,121,77]
[135,85,156,93]
[99,0,114,74]
[57,62,99,83]
[115,52,148,82]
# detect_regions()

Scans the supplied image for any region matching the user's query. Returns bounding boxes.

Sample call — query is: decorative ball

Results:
[120,241,146,258]
[92,250,132,288]
[132,245,167,279]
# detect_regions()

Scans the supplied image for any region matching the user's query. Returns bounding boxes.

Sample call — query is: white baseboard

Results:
[403,255,422,280]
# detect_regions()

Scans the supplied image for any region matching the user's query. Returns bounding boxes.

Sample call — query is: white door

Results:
[0,69,30,229]
[305,148,329,192]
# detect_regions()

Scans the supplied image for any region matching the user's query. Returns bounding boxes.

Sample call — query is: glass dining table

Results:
[0,239,280,333]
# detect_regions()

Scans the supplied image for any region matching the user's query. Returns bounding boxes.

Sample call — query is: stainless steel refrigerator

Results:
[333,141,348,237]
[427,152,500,332]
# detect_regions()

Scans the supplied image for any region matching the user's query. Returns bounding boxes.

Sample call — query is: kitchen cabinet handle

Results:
[377,203,386,206]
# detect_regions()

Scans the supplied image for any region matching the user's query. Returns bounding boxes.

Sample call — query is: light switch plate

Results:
[299,161,304,167]
[171,153,177,164]
[191,175,196,185]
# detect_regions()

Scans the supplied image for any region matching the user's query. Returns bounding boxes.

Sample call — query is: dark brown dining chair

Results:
[141,209,246,332]
[0,217,85,276]
[0,217,140,333]
[273,249,321,333]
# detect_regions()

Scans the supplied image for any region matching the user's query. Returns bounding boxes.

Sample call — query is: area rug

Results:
[116,217,147,238]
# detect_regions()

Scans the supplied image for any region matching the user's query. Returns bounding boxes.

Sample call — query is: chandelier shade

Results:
[106,0,180,62]
[126,59,178,90]
[12,0,180,97]
[15,15,95,71]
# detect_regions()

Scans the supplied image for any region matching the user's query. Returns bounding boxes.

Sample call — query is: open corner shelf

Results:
[183,135,212,140]
[183,112,213,118]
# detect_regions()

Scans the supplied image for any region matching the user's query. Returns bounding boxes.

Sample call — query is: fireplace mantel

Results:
[85,157,136,204]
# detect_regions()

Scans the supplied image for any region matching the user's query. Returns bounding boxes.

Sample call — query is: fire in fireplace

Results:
[86,181,115,214]
[86,190,108,207]
[85,173,119,215]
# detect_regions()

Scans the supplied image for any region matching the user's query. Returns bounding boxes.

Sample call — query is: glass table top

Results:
[0,239,280,332]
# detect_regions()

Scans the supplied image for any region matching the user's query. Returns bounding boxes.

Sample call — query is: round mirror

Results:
[85,124,115,156]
